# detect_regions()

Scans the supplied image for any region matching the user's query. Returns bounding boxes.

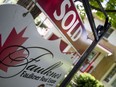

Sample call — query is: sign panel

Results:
[35,0,91,55]
[0,4,72,87]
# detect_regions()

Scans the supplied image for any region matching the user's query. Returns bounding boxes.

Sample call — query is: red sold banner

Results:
[35,0,91,55]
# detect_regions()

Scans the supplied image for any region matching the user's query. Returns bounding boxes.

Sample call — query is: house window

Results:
[80,51,99,72]
[104,28,114,38]
[104,65,116,82]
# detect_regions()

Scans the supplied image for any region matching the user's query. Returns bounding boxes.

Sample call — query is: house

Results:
[84,15,116,87]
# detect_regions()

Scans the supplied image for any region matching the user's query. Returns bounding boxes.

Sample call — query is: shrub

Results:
[67,72,104,87]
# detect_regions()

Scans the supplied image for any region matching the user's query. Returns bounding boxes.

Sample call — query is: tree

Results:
[67,72,104,87]
[75,0,116,29]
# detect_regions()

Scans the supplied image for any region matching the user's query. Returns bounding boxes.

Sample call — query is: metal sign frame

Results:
[59,0,111,87]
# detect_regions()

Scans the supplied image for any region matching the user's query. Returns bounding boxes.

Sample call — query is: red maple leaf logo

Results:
[0,27,28,72]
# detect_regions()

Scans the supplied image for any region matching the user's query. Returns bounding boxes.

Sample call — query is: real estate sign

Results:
[0,4,72,87]
[35,0,91,55]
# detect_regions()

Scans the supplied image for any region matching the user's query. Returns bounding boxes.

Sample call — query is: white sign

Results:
[0,4,72,87]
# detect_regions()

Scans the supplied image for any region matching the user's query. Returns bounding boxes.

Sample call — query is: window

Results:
[104,65,116,82]
[104,28,114,39]
[80,51,99,72]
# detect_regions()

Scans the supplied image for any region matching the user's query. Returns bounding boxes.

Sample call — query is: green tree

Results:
[75,0,116,28]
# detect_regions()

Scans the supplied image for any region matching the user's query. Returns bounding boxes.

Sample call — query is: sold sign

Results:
[35,0,91,55]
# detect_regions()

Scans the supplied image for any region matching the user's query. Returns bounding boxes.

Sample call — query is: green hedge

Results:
[67,72,104,87]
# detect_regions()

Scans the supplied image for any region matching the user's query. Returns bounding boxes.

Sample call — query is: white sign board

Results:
[0,4,72,87]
